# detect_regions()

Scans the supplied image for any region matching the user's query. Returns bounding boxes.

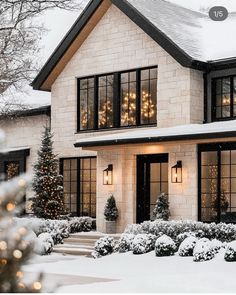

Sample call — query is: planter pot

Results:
[105,221,116,234]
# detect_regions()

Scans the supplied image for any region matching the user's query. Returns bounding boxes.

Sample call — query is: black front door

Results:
[137,154,168,223]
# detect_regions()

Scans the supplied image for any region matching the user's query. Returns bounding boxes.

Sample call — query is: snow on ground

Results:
[23,251,236,293]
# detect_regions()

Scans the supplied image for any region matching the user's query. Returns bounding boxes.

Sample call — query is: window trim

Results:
[212,75,236,122]
[77,66,158,132]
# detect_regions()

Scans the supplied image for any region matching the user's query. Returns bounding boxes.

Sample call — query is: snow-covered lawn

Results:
[23,250,236,293]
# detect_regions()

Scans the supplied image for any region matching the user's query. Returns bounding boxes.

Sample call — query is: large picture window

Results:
[61,157,96,218]
[199,143,236,223]
[212,76,236,120]
[78,66,157,131]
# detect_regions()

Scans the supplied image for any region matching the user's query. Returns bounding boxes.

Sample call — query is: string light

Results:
[0,241,7,250]
[81,90,156,128]
[6,203,15,211]
[33,282,42,291]
[13,250,22,259]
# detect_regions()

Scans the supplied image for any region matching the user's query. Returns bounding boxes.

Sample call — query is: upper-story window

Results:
[212,76,236,121]
[77,66,157,131]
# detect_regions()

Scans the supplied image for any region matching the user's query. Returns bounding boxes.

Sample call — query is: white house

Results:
[2,0,236,232]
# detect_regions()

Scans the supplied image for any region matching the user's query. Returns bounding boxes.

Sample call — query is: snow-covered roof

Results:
[0,146,30,154]
[127,0,236,62]
[75,121,236,147]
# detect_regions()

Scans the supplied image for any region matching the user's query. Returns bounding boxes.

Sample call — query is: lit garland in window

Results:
[99,100,113,128]
[81,90,156,128]
[6,162,19,180]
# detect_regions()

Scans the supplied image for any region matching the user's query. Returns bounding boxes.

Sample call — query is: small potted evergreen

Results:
[104,194,118,234]
[153,192,170,221]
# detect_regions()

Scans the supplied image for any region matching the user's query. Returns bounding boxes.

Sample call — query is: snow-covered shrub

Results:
[125,220,236,242]
[155,234,176,256]
[211,239,223,254]
[92,236,115,258]
[34,233,54,255]
[124,223,144,235]
[224,241,236,262]
[175,232,196,248]
[193,238,215,262]
[43,219,70,244]
[178,236,197,257]
[69,217,94,233]
[132,234,157,255]
[116,234,135,253]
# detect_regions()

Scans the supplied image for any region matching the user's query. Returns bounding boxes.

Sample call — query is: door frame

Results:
[198,142,236,223]
[136,153,168,224]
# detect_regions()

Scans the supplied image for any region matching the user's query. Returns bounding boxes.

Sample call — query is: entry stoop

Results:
[52,232,121,256]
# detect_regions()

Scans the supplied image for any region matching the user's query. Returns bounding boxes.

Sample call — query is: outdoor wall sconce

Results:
[171,161,182,183]
[103,164,113,185]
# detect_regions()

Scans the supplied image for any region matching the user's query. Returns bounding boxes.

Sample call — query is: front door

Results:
[137,154,168,223]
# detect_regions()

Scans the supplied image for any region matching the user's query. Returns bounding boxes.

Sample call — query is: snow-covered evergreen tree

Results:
[0,175,42,292]
[153,193,170,221]
[104,195,118,221]
[31,127,64,219]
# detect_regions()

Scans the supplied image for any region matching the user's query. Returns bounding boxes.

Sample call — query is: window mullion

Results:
[136,70,141,126]
[113,72,120,128]
[231,76,234,117]
[94,76,98,130]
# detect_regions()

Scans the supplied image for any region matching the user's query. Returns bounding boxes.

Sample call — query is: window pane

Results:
[140,68,157,125]
[79,78,94,131]
[222,78,230,93]
[120,71,137,127]
[98,75,114,129]
[80,89,88,130]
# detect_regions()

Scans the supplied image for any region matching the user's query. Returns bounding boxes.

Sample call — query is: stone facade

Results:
[49,4,205,232]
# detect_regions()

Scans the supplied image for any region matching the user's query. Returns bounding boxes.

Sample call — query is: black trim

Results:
[112,0,206,71]
[75,130,236,148]
[31,0,104,91]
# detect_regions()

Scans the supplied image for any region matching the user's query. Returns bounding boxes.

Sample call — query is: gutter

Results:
[74,130,236,148]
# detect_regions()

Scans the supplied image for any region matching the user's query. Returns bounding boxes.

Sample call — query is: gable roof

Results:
[32,0,236,91]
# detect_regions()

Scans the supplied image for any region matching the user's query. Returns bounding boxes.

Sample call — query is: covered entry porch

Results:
[75,122,236,233]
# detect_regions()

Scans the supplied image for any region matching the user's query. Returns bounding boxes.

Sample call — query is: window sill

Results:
[75,124,157,135]
[210,117,236,123]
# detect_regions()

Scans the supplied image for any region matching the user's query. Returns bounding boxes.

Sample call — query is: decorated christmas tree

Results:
[104,195,118,221]
[0,175,42,293]
[31,127,64,219]
[153,193,170,221]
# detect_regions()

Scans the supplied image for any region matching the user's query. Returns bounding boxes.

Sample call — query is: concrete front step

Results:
[52,232,121,256]
[54,243,94,250]
[53,247,93,256]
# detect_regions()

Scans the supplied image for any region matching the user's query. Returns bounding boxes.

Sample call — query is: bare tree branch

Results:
[0,0,85,115]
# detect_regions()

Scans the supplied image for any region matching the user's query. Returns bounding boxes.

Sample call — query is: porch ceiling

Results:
[74,121,236,147]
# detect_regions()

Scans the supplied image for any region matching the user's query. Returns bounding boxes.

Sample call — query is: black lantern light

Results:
[103,164,113,185]
[171,161,182,183]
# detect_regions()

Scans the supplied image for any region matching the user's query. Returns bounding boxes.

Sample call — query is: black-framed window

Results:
[60,157,96,218]
[199,143,236,223]
[212,76,236,120]
[77,66,157,131]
